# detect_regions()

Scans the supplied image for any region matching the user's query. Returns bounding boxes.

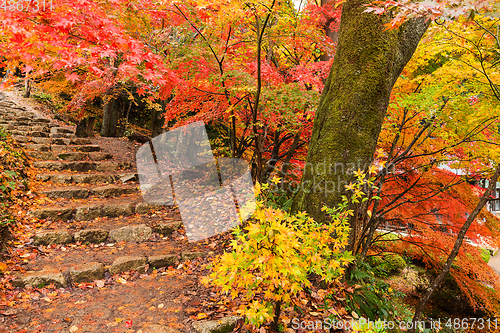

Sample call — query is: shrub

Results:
[0,128,30,244]
[203,177,372,327]
[367,252,406,278]
[204,172,379,328]
[346,260,409,322]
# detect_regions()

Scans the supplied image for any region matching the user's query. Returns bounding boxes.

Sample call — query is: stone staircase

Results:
[0,96,204,289]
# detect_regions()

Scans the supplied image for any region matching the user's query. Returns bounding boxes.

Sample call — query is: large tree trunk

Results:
[291,0,429,233]
[100,97,119,137]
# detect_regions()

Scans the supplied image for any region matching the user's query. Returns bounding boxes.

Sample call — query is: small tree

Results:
[203,173,376,328]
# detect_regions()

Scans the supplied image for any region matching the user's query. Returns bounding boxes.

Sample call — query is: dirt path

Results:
[0,89,231,333]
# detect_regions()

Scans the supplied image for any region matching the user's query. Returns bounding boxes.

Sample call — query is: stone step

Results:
[9,130,50,137]
[0,112,34,120]
[50,144,101,152]
[33,160,132,172]
[26,151,112,161]
[17,137,94,146]
[0,123,53,131]
[40,184,138,199]
[36,208,180,236]
[9,130,75,138]
[0,101,15,108]
[31,198,162,222]
[50,127,74,134]
[36,172,137,184]
[32,220,182,246]
[12,249,203,288]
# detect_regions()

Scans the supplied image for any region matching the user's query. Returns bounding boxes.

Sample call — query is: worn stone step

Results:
[31,221,181,246]
[36,172,135,184]
[49,132,76,139]
[26,151,112,161]
[37,208,180,236]
[7,125,50,132]
[50,127,74,134]
[15,137,93,147]
[0,101,15,108]
[12,248,203,288]
[31,197,161,221]
[9,130,50,137]
[33,160,132,172]
[50,144,101,152]
[13,228,204,288]
[40,184,138,199]
[19,137,94,146]
[0,113,33,120]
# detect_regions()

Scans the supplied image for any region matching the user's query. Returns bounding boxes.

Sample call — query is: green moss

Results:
[481,248,491,263]
[367,252,406,278]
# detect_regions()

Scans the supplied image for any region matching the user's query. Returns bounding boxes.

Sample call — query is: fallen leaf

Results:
[197,313,208,320]
[0,309,17,316]
[69,325,78,332]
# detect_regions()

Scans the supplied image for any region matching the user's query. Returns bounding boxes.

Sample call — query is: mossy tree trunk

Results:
[291,0,429,245]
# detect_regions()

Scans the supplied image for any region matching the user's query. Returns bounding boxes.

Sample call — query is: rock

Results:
[66,161,95,172]
[135,202,163,214]
[43,188,89,199]
[88,152,113,161]
[71,174,116,184]
[154,222,182,236]
[32,207,75,221]
[30,125,49,132]
[91,185,134,197]
[51,127,74,134]
[26,152,54,160]
[181,251,205,261]
[120,173,138,183]
[50,145,69,152]
[24,144,49,151]
[33,230,73,246]
[48,174,73,184]
[148,254,177,269]
[95,162,119,172]
[75,116,95,138]
[109,224,152,242]
[28,131,50,138]
[71,138,92,145]
[142,325,181,333]
[33,161,64,171]
[74,229,109,243]
[35,174,51,182]
[75,205,102,221]
[49,133,75,139]
[12,269,67,288]
[192,316,241,333]
[103,203,134,217]
[12,136,30,143]
[52,138,69,145]
[57,152,87,161]
[76,145,101,152]
[32,117,50,123]
[109,256,147,275]
[70,262,104,283]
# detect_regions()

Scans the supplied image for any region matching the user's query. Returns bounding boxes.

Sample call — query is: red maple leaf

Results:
[65,72,80,83]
